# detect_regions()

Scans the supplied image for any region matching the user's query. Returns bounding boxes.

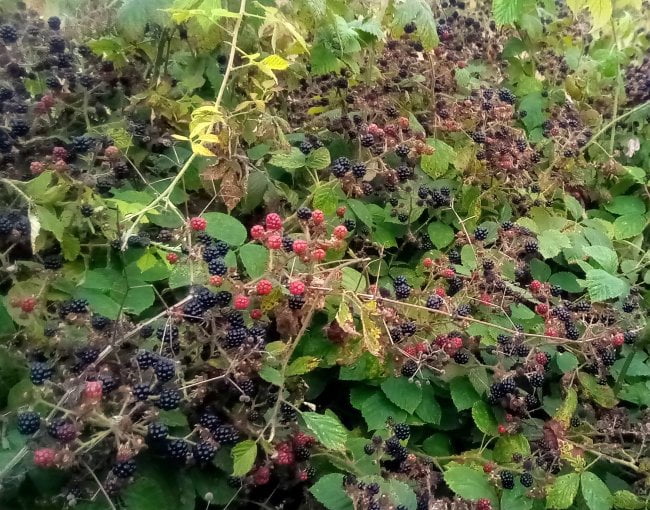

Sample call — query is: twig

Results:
[82,460,117,510]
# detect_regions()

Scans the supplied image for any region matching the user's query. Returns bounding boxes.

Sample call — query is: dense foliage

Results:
[0,0,649,509]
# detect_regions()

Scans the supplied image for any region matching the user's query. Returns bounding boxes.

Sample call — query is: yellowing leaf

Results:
[360,300,383,358]
[554,388,578,427]
[261,54,289,70]
[191,143,217,157]
[586,0,612,30]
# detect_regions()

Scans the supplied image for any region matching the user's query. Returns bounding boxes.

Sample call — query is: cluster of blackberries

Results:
[393,276,412,300]
[59,298,89,318]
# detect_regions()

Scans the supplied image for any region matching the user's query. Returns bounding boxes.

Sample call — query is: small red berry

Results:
[189,217,207,231]
[293,432,315,448]
[104,146,120,160]
[440,268,455,279]
[483,462,494,473]
[435,287,446,297]
[265,213,283,231]
[34,448,57,468]
[256,279,273,295]
[84,381,103,402]
[535,303,549,316]
[250,224,265,240]
[333,225,348,240]
[250,308,262,320]
[477,498,492,510]
[535,352,548,365]
[292,239,309,255]
[612,332,625,347]
[297,468,311,482]
[312,249,326,261]
[209,275,223,287]
[311,210,325,225]
[266,235,282,250]
[234,295,250,310]
[20,297,37,313]
[53,159,68,172]
[30,161,45,175]
[479,293,492,305]
[404,345,418,357]
[545,326,558,337]
[367,123,379,135]
[253,466,271,485]
[336,206,346,218]
[289,281,306,296]
[529,280,542,293]
[397,116,410,130]
[166,253,179,264]
[52,146,68,160]
[275,442,295,466]
[422,257,433,268]
[41,94,56,108]
[498,424,507,435]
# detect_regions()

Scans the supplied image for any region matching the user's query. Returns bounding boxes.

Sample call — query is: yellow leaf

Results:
[335,297,359,337]
[261,54,289,70]
[586,0,612,30]
[554,388,578,427]
[198,133,221,143]
[566,0,587,14]
[191,143,217,157]
[171,134,190,141]
[190,121,213,139]
[360,300,383,358]
[211,8,240,18]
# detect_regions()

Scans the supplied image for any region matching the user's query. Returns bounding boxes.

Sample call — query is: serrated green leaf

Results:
[302,412,348,450]
[269,147,307,170]
[586,0,612,30]
[554,388,578,427]
[605,196,645,215]
[582,245,618,273]
[381,377,423,413]
[613,214,646,239]
[493,434,531,463]
[546,472,580,509]
[203,212,247,246]
[259,365,284,386]
[444,464,497,503]
[238,243,268,278]
[583,269,628,302]
[287,356,320,376]
[415,384,441,424]
[313,183,340,215]
[612,490,645,509]
[310,473,354,510]
[306,147,331,170]
[347,199,374,227]
[538,229,571,259]
[361,392,407,430]
[493,0,523,25]
[578,372,618,408]
[231,440,257,476]
[421,139,455,177]
[556,352,579,373]
[427,222,454,248]
[581,472,612,510]
[449,377,480,411]
[472,401,497,435]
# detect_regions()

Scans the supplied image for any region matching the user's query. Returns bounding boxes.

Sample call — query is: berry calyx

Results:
[234,295,250,310]
[289,281,306,296]
[256,280,273,295]
[189,217,207,231]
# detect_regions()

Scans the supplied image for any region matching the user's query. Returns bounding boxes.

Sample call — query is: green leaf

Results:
[231,440,257,476]
[302,412,348,450]
[510,303,535,320]
[136,251,158,272]
[421,139,455,177]
[493,434,531,463]
[361,392,407,430]
[341,267,364,291]
[613,215,646,239]
[554,388,578,427]
[204,212,247,246]
[530,259,551,282]
[586,0,612,30]
[35,205,63,241]
[546,473,580,509]
[605,196,645,215]
[329,15,361,54]
[415,384,441,424]
[117,0,172,41]
[549,272,582,293]
[310,473,354,510]
[259,365,284,386]
[422,433,452,456]
[392,0,439,48]
[461,244,477,270]
[269,147,307,170]
[582,245,618,273]
[76,289,121,319]
[581,472,612,510]
[287,356,320,376]
[583,269,628,302]
[306,147,331,170]
[313,183,340,215]
[563,194,585,220]
[24,171,53,198]
[239,243,268,279]
[612,490,645,509]
[449,377,480,411]
[492,0,523,25]
[502,482,534,510]
[444,464,498,503]
[347,199,374,227]
[61,232,80,261]
[0,302,16,336]
[578,372,618,408]
[427,222,455,248]
[538,229,571,259]
[519,92,545,131]
[471,401,497,435]
[556,352,579,373]
[381,377,423,413]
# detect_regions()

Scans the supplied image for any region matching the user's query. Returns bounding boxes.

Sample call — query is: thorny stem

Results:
[82,460,117,510]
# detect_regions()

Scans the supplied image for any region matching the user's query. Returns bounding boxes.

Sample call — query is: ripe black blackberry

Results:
[48,419,77,442]
[395,145,409,158]
[238,379,255,396]
[167,439,189,461]
[47,16,61,30]
[551,306,571,322]
[367,482,380,495]
[400,321,417,337]
[157,388,181,410]
[331,157,351,177]
[71,135,95,154]
[30,362,53,385]
[599,349,616,366]
[524,394,538,409]
[215,291,232,307]
[501,378,517,394]
[17,411,41,435]
[396,164,413,181]
[471,131,486,144]
[281,402,297,422]
[474,227,488,241]
[297,207,312,220]
[199,412,221,432]
[624,331,637,345]
[196,287,219,309]
[520,471,533,488]
[224,327,248,348]
[404,22,417,33]
[207,257,227,276]
[500,470,515,489]
[394,284,411,300]
[214,424,239,445]
[97,373,117,393]
[453,350,469,364]
[9,119,29,137]
[132,383,150,401]
[135,350,156,369]
[549,285,563,297]
[397,212,408,222]
[288,295,305,310]
[455,304,471,317]
[564,324,580,340]
[343,219,356,232]
[401,360,418,377]
[89,314,110,331]
[48,36,66,53]
[112,460,136,479]
[448,276,463,296]
[385,437,408,460]
[622,300,636,313]
[148,422,169,441]
[0,25,18,44]
[393,423,410,440]
[79,204,94,218]
[498,88,516,104]
[426,294,443,310]
[351,162,367,178]
[183,298,206,321]
[445,249,460,265]
[42,254,63,270]
[524,240,538,253]
[193,441,216,463]
[528,372,544,387]
[295,446,311,461]
[572,301,590,312]
[299,140,313,155]
[364,444,375,455]
[157,325,179,343]
[153,358,175,382]
[570,416,581,428]
[360,133,375,147]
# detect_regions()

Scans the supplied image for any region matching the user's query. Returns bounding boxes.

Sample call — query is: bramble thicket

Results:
[0,0,649,509]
